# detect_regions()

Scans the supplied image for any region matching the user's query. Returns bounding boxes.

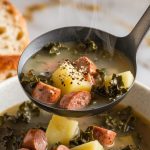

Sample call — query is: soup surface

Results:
[21,41,134,110]
[23,42,134,75]
[0,101,150,150]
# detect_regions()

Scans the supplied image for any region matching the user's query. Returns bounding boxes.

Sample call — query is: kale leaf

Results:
[102,106,136,133]
[41,42,69,56]
[16,101,40,123]
[0,101,40,125]
[20,69,52,94]
[77,40,98,52]
[69,126,94,148]
[92,71,127,101]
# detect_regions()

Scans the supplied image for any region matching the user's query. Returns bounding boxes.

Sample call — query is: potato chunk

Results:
[105,71,134,89]
[71,140,104,150]
[118,71,134,88]
[46,115,79,146]
[52,61,91,94]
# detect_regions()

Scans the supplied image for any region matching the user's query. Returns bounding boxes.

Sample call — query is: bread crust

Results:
[0,55,20,72]
[0,0,29,81]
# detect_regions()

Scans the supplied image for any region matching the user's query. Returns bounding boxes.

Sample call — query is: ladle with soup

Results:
[18,6,150,117]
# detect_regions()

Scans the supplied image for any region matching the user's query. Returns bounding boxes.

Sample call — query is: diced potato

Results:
[118,71,134,88]
[46,115,79,146]
[52,61,91,94]
[105,71,134,89]
[71,140,104,150]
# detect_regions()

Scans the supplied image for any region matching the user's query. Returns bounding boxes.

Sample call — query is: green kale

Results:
[20,69,52,94]
[92,71,127,101]
[0,102,47,150]
[77,40,98,52]
[0,127,24,150]
[94,68,106,87]
[69,126,94,148]
[107,74,127,99]
[42,42,69,56]
[102,106,136,133]
[16,101,40,123]
[0,101,40,124]
[91,68,107,99]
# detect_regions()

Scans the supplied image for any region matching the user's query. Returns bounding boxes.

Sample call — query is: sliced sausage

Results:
[74,56,97,75]
[32,81,61,104]
[52,145,70,150]
[84,73,95,85]
[22,129,47,150]
[92,126,117,146]
[59,91,91,110]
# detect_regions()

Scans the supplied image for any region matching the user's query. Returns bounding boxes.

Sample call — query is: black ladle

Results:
[18,6,150,117]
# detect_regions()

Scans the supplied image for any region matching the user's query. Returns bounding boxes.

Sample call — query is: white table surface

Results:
[11,0,150,87]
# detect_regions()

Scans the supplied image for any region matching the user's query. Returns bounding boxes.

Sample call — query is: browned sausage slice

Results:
[22,129,47,150]
[32,81,61,104]
[74,56,97,75]
[59,91,91,110]
[84,73,95,85]
[92,126,117,146]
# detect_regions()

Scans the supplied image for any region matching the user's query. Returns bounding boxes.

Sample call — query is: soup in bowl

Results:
[0,77,150,150]
[0,99,150,150]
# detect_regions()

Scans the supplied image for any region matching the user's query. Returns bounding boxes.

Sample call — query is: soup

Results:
[23,41,133,76]
[21,40,134,110]
[0,101,149,150]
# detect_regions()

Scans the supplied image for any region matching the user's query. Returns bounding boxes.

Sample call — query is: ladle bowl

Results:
[18,6,150,117]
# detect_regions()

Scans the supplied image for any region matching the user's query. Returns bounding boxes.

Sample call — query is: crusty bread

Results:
[0,55,20,80]
[0,0,29,81]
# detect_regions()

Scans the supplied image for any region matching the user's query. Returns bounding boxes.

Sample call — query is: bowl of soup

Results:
[0,77,150,150]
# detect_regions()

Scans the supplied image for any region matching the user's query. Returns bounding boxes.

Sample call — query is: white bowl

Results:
[0,77,150,120]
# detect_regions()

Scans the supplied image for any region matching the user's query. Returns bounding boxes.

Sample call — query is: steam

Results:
[95,30,117,56]
[56,0,116,56]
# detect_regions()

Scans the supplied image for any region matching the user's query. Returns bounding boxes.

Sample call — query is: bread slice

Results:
[0,55,20,81]
[0,0,29,81]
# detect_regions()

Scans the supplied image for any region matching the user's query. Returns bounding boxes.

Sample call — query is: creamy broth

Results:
[23,42,134,75]
[1,103,150,150]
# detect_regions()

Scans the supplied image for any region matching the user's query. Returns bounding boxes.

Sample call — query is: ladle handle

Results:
[127,5,150,51]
